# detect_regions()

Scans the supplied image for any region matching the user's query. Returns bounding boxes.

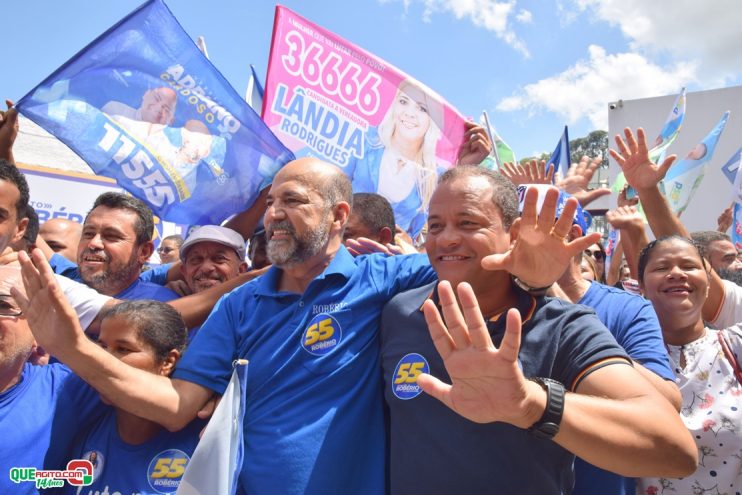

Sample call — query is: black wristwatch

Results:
[526,377,565,440]
[512,277,551,296]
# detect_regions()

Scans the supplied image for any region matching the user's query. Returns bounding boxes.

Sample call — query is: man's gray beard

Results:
[267,220,330,268]
[81,252,141,295]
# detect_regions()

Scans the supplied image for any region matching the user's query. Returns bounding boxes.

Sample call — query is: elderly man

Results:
[380,166,697,493]
[179,225,247,294]
[16,157,594,494]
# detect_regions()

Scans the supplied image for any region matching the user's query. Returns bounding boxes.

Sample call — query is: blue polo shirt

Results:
[0,363,102,495]
[573,281,674,495]
[173,247,435,495]
[381,281,631,494]
[49,254,178,302]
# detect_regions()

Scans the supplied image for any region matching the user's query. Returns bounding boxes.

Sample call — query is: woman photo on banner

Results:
[349,79,447,239]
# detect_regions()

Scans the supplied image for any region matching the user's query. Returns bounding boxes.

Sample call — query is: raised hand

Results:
[417,281,544,427]
[481,185,601,287]
[606,205,644,232]
[717,204,733,233]
[557,156,610,207]
[500,160,552,186]
[345,237,403,256]
[11,248,86,355]
[458,121,493,166]
[609,128,676,192]
[0,100,19,162]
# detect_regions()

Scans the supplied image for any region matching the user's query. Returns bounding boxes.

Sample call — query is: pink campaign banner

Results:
[263,6,467,238]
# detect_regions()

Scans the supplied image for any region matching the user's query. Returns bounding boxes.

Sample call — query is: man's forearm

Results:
[552,366,696,477]
[637,185,689,239]
[555,391,695,477]
[169,266,268,328]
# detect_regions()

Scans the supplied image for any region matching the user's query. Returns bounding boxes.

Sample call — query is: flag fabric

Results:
[245,65,264,114]
[649,87,686,163]
[721,146,742,184]
[479,111,515,170]
[177,360,249,495]
[261,6,467,239]
[729,150,742,249]
[604,226,620,271]
[612,88,686,195]
[546,126,570,180]
[664,111,730,216]
[16,0,293,226]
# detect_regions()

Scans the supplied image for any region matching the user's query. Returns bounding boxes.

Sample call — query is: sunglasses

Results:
[157,247,175,254]
[585,250,605,261]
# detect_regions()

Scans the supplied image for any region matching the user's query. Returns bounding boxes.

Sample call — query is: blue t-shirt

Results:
[63,410,204,495]
[381,282,631,495]
[114,278,179,302]
[49,254,178,302]
[573,281,674,495]
[173,247,435,495]
[139,263,173,286]
[0,363,102,495]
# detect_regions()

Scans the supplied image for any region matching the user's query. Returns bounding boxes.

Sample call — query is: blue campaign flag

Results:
[546,126,570,181]
[721,146,742,184]
[664,111,730,215]
[16,0,293,226]
[245,64,265,115]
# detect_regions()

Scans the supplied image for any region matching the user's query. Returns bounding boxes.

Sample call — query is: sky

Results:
[4,0,742,158]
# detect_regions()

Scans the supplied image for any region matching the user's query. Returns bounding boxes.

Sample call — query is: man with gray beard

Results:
[51,192,178,301]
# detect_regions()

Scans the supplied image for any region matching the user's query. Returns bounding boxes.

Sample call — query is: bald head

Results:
[275,158,353,209]
[39,218,83,262]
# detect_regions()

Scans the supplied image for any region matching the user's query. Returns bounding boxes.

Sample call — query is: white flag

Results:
[177,360,248,495]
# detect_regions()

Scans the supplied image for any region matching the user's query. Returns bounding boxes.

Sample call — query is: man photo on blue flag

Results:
[663,111,730,215]
[15,0,294,226]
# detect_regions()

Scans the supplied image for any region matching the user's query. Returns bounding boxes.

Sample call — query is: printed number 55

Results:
[394,362,425,384]
[151,458,187,479]
[304,319,335,346]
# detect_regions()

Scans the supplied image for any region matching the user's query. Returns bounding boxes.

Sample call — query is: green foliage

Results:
[520,130,608,167]
[569,130,608,165]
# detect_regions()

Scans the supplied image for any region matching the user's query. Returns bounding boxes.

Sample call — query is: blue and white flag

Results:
[649,87,686,164]
[721,146,742,184]
[546,126,570,181]
[664,111,730,216]
[177,360,248,495]
[245,65,265,115]
[16,0,293,226]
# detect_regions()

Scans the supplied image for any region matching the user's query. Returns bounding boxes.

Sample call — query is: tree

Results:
[519,130,608,167]
[569,130,608,165]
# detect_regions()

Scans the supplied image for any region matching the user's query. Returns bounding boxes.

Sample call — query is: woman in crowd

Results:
[350,79,445,239]
[636,235,742,494]
[64,300,203,495]
[580,252,599,281]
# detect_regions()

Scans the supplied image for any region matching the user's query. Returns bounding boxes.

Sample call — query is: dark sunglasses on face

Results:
[585,250,605,261]
[157,247,175,254]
